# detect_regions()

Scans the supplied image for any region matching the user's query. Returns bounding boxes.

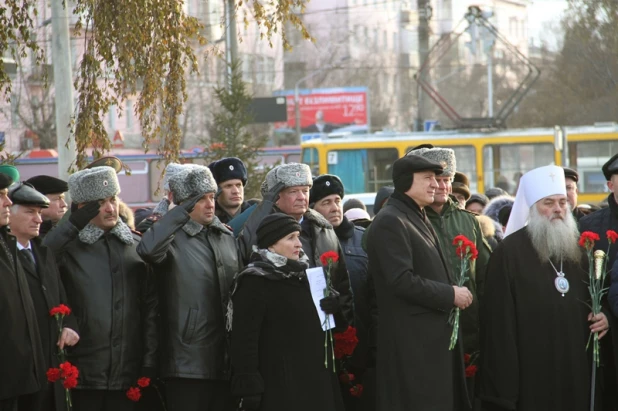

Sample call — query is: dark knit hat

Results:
[257,213,301,249]
[467,193,488,208]
[26,175,69,195]
[485,187,508,200]
[9,183,50,208]
[392,155,443,193]
[310,174,344,205]
[452,171,471,200]
[0,173,13,190]
[209,157,248,186]
[562,167,579,183]
[602,154,618,181]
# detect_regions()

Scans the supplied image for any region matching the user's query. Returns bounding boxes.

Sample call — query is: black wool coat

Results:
[21,238,79,411]
[43,221,159,390]
[366,194,468,411]
[230,254,345,411]
[0,227,46,400]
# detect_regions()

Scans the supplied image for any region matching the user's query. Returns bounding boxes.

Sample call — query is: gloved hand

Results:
[180,193,205,213]
[263,182,285,203]
[320,294,340,315]
[69,201,100,230]
[240,395,261,411]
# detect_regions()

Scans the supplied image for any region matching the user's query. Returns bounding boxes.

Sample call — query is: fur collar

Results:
[303,208,333,229]
[78,219,134,245]
[182,216,233,237]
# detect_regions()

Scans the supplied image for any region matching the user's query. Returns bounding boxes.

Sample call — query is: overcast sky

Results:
[527,0,570,50]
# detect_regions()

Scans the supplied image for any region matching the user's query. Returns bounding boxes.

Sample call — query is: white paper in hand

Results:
[306,266,336,331]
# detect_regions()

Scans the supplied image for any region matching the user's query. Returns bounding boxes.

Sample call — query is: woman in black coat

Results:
[230,213,345,411]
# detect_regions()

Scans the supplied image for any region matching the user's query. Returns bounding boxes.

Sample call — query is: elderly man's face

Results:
[277,186,310,220]
[535,194,569,221]
[433,176,452,205]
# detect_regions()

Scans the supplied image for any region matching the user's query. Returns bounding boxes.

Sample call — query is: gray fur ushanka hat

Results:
[261,163,313,195]
[407,147,457,178]
[69,166,120,203]
[169,165,217,204]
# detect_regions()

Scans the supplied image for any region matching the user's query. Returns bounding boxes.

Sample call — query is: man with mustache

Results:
[43,167,158,411]
[209,157,251,224]
[138,165,239,411]
[480,165,608,411]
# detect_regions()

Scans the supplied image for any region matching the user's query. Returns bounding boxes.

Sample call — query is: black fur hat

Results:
[310,174,344,205]
[209,157,248,186]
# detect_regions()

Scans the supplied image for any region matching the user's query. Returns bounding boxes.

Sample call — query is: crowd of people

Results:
[1,147,618,411]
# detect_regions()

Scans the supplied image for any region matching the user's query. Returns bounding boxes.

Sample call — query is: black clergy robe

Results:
[480,227,591,411]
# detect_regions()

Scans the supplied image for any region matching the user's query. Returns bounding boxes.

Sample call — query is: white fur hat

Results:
[69,166,120,203]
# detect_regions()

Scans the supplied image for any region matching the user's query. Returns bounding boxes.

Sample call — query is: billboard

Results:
[273,87,369,136]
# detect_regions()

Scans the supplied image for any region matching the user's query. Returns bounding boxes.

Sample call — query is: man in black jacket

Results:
[237,163,354,328]
[0,174,47,411]
[137,165,240,411]
[43,166,158,411]
[367,155,472,411]
[579,153,618,268]
[310,174,371,411]
[8,183,80,411]
[209,157,252,224]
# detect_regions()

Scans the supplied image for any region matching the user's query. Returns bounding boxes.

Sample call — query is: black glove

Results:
[263,182,285,203]
[69,201,100,230]
[320,294,340,315]
[240,395,261,411]
[180,193,204,213]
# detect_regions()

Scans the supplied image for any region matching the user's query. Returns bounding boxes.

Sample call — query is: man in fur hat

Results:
[137,165,239,411]
[209,157,251,224]
[43,166,158,411]
[237,163,354,327]
[0,174,47,411]
[8,183,80,411]
[408,146,491,405]
[451,172,471,209]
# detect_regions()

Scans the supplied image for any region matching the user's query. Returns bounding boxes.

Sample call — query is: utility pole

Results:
[416,0,431,131]
[225,0,239,88]
[51,0,76,182]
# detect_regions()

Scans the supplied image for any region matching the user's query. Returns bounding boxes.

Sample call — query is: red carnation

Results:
[349,384,364,397]
[49,304,71,317]
[334,326,359,359]
[59,361,79,380]
[137,377,151,388]
[452,235,470,246]
[465,365,478,378]
[339,372,355,384]
[320,251,339,266]
[579,231,600,250]
[47,368,62,383]
[463,353,471,364]
[126,387,142,402]
[63,376,78,390]
[608,230,618,244]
